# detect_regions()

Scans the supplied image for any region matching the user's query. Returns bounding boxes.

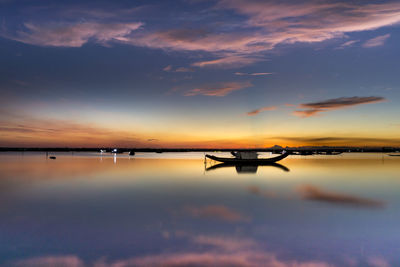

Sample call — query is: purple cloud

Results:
[185,81,252,97]
[293,96,386,117]
[363,34,391,48]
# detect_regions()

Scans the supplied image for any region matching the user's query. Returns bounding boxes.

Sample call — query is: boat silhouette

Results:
[205,151,290,164]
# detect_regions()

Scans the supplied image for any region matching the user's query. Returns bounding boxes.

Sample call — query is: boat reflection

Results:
[205,162,290,173]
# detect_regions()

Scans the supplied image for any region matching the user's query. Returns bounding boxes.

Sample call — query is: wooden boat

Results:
[205,151,290,164]
[388,154,400,157]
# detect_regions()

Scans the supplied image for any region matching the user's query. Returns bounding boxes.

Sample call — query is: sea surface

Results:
[0,152,399,267]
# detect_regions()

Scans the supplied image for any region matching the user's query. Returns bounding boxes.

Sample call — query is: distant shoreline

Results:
[0,147,399,153]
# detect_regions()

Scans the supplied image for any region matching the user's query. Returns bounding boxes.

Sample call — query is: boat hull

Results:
[205,152,289,164]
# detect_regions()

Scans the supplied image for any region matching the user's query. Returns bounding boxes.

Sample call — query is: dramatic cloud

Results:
[218,1,400,39]
[293,96,386,117]
[130,1,400,67]
[185,81,252,96]
[363,34,391,47]
[247,106,277,116]
[3,1,400,66]
[183,205,250,222]
[298,184,385,208]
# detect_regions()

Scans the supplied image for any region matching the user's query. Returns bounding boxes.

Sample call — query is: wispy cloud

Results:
[13,255,84,267]
[272,136,400,146]
[247,106,277,116]
[185,81,252,96]
[293,96,386,117]
[337,39,359,49]
[235,72,272,76]
[175,67,193,72]
[4,22,143,47]
[163,65,172,71]
[192,55,261,68]
[191,235,257,252]
[183,205,250,222]
[298,184,385,208]
[363,34,391,48]
[0,111,141,147]
[163,65,193,72]
[218,1,400,40]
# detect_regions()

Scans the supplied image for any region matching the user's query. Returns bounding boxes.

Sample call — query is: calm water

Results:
[0,152,399,267]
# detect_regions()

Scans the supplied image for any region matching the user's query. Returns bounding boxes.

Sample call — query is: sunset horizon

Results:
[1,0,400,148]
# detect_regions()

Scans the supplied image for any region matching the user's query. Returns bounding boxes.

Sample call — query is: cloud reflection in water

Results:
[298,185,385,208]
[183,205,250,222]
[12,235,335,267]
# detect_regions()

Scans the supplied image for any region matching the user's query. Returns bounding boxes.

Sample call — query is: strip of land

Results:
[0,146,399,153]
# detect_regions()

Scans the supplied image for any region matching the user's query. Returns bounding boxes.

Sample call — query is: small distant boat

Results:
[293,151,314,156]
[129,151,135,156]
[111,148,123,154]
[388,154,400,157]
[100,149,106,153]
[49,156,56,160]
[206,151,290,164]
[316,151,343,155]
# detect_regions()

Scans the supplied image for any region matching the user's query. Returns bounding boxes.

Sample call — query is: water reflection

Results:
[11,234,334,267]
[0,152,399,266]
[298,184,385,208]
[206,162,290,173]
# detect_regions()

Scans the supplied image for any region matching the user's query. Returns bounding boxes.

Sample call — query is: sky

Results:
[0,0,400,148]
